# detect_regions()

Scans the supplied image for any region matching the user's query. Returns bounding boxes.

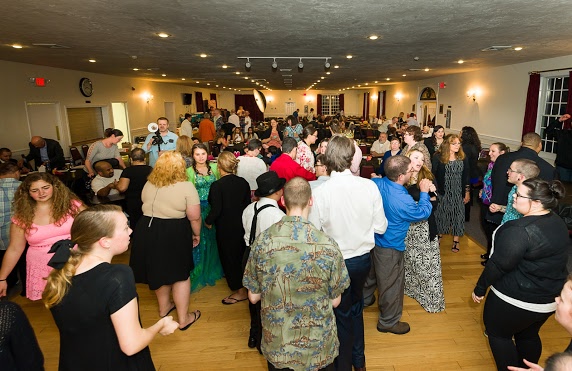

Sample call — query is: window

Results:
[67,107,104,146]
[539,75,569,153]
[321,95,340,115]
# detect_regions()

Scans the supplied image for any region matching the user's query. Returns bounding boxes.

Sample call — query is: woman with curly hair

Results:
[186,143,223,292]
[402,125,432,170]
[130,151,202,329]
[432,134,470,252]
[205,152,251,304]
[0,173,85,300]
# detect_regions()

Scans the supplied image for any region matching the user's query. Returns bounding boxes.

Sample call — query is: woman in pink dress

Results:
[0,173,84,300]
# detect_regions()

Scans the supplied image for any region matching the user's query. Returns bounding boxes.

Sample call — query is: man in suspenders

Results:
[241,171,286,352]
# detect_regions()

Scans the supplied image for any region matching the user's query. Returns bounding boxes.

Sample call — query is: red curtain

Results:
[521,74,540,136]
[376,91,381,118]
[566,71,572,129]
[195,92,204,112]
[234,95,264,122]
[317,94,322,115]
[382,90,386,116]
[339,94,344,112]
[363,92,369,120]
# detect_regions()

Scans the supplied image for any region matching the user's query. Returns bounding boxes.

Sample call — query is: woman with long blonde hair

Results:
[431,134,470,252]
[130,151,202,330]
[43,205,178,370]
[0,173,84,300]
[176,135,194,168]
[205,151,251,303]
[403,149,445,312]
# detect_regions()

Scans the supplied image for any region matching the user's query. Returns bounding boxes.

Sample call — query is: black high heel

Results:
[451,241,460,253]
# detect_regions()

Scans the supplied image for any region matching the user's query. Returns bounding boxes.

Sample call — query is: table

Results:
[89,193,126,206]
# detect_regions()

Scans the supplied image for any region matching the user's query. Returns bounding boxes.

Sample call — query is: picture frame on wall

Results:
[439,104,444,114]
[412,104,416,112]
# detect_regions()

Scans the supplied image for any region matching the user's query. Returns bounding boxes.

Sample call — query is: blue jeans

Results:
[557,166,572,182]
[334,252,371,370]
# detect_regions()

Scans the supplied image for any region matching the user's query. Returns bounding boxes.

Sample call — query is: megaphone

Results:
[148,122,159,133]
[253,89,266,113]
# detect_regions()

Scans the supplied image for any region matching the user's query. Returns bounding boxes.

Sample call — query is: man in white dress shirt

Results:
[228,109,240,127]
[309,135,387,371]
[179,113,193,138]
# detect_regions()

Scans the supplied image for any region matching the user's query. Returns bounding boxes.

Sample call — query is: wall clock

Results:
[79,77,93,97]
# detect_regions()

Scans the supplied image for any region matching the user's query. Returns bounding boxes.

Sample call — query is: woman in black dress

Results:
[205,151,251,304]
[43,205,178,371]
[116,148,152,228]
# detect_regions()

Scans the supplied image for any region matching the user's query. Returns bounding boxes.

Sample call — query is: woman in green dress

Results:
[186,143,223,292]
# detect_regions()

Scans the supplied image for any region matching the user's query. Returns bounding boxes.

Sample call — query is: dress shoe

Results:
[480,253,489,259]
[248,335,257,348]
[377,321,410,335]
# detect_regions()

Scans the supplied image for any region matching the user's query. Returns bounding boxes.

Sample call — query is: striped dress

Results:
[435,159,465,236]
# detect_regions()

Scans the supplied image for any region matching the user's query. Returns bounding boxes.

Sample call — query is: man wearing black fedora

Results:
[241,171,286,352]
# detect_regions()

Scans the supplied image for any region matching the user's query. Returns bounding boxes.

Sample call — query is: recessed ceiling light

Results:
[207,83,210,86]
[326,72,331,75]
[235,72,240,75]
[251,79,255,82]
[369,35,379,40]
[196,81,200,83]
[358,84,361,87]
[386,78,390,81]
[161,74,166,77]
[457,59,464,64]
[132,68,139,71]
[223,86,226,88]
[88,59,96,63]
[289,89,292,91]
[216,85,219,87]
[12,44,23,49]
[181,78,185,80]
[365,83,368,85]
[514,46,523,51]
[346,55,353,59]
[352,86,355,88]
[374,81,378,83]
[424,68,430,72]
[156,32,171,38]
[222,65,228,69]
[200,53,207,58]
[321,77,325,79]
[244,77,248,79]
[334,65,339,68]
[402,74,407,77]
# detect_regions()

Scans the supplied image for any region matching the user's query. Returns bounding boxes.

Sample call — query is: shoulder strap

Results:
[249,202,276,246]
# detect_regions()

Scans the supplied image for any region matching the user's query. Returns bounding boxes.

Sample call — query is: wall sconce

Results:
[467,89,480,102]
[394,92,403,102]
[267,96,274,103]
[371,94,378,100]
[141,92,153,103]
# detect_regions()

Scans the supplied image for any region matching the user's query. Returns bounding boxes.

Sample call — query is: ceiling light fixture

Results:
[424,68,430,71]
[346,55,353,59]
[386,78,391,81]
[374,81,378,83]
[88,59,96,63]
[207,83,210,85]
[272,58,278,69]
[298,58,304,69]
[200,53,207,58]
[132,68,139,71]
[326,72,331,75]
[334,65,339,68]
[157,32,170,38]
[161,74,166,77]
[181,78,185,80]
[222,65,228,69]
[324,58,331,70]
[235,71,240,75]
[245,58,252,70]
[365,83,368,85]
[12,44,23,49]
[402,74,407,77]
[457,59,464,64]
[369,35,379,40]
[514,46,523,51]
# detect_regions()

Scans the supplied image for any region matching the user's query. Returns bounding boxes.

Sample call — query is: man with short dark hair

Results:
[180,113,193,138]
[198,112,216,146]
[117,148,152,227]
[26,136,65,170]
[364,155,433,335]
[91,161,122,197]
[237,139,267,197]
[309,135,387,371]
[309,154,330,190]
[143,117,178,167]
[244,177,350,371]
[269,137,316,181]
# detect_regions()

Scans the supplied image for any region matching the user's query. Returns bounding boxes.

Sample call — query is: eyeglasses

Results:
[515,191,532,200]
[507,168,521,174]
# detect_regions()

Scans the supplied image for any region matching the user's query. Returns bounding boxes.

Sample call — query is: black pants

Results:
[242,246,262,348]
[483,291,552,370]
[267,360,334,371]
[479,200,498,258]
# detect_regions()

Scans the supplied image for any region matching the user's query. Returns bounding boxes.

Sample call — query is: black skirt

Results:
[130,216,194,290]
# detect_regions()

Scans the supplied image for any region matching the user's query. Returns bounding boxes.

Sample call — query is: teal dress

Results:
[187,164,224,292]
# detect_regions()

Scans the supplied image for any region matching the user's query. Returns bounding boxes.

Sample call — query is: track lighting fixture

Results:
[245,58,251,71]
[237,56,332,72]
[272,58,278,69]
[298,58,304,69]
[324,58,331,70]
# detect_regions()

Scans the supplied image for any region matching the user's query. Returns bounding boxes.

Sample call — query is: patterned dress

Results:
[189,171,224,292]
[295,140,315,173]
[404,186,445,313]
[435,159,465,236]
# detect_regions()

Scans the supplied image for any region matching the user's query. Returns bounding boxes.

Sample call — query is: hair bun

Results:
[549,180,565,200]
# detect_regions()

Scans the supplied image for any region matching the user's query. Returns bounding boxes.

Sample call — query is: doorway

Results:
[164,102,176,132]
[284,102,296,116]
[111,102,131,145]
[26,102,68,155]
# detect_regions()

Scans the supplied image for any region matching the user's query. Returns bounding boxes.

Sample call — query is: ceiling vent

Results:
[32,43,71,49]
[279,68,292,72]
[481,45,513,51]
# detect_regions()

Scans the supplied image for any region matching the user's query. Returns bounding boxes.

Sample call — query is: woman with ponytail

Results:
[205,151,251,304]
[0,173,84,300]
[472,179,569,371]
[43,205,178,370]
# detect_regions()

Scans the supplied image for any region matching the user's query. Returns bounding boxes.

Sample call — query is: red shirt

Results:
[269,154,316,182]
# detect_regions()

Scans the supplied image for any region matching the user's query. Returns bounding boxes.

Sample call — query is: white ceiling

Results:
[2,0,572,91]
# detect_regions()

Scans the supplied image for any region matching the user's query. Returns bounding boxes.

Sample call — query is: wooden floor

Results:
[10,235,571,370]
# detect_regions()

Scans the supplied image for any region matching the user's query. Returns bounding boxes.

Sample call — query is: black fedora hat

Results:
[255,171,286,197]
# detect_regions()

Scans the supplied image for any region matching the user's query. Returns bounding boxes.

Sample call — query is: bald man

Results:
[26,136,65,170]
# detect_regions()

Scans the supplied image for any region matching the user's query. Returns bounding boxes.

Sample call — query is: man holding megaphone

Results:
[143,117,178,167]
